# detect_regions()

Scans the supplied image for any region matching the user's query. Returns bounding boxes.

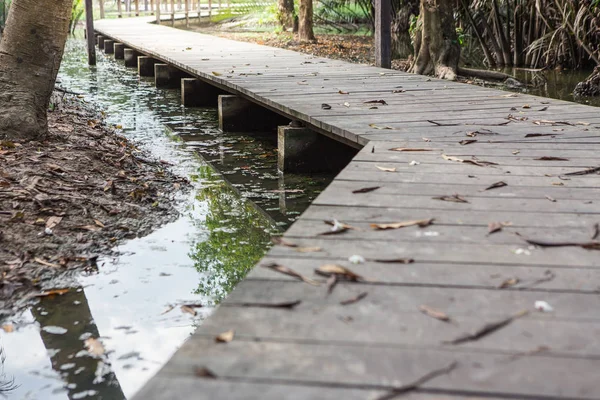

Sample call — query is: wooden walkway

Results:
[94,18,600,400]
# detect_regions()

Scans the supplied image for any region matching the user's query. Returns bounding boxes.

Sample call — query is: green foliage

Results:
[70,0,85,33]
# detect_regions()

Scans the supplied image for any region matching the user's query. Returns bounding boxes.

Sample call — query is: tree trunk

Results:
[410,0,460,80]
[0,0,73,141]
[277,0,295,32]
[298,0,315,42]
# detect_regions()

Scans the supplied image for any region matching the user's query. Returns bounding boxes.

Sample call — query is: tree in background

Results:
[0,0,73,140]
[298,0,316,41]
[278,0,296,31]
[410,0,460,80]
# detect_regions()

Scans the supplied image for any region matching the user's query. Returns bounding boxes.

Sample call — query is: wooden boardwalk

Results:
[94,18,600,400]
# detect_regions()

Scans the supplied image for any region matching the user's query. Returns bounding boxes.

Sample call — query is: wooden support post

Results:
[197,0,201,18]
[114,43,125,59]
[135,0,140,16]
[155,64,189,88]
[181,78,223,107]
[150,0,154,14]
[156,0,161,23]
[277,125,355,172]
[117,0,123,17]
[124,48,141,67]
[104,39,115,54]
[99,0,105,19]
[84,0,96,66]
[185,0,189,27]
[171,0,175,25]
[218,95,290,132]
[138,56,158,77]
[375,0,391,69]
[208,0,212,18]
[97,35,106,50]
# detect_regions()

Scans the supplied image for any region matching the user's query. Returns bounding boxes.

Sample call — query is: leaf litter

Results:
[444,310,529,345]
[374,361,458,400]
[370,218,434,230]
[419,305,451,322]
[263,263,320,285]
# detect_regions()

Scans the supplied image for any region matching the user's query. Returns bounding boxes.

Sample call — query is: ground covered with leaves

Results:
[0,92,189,318]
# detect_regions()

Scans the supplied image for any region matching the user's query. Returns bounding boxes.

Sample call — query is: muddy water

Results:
[0,36,334,399]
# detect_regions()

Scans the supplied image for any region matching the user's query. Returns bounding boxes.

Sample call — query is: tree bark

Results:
[0,0,72,140]
[298,0,315,42]
[410,0,460,80]
[278,0,294,32]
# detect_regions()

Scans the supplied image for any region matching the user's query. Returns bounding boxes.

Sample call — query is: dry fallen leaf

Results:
[488,221,511,235]
[295,246,322,253]
[535,156,569,161]
[363,99,387,105]
[376,165,397,172]
[315,264,363,281]
[592,223,599,240]
[34,258,60,268]
[195,366,217,378]
[433,194,469,203]
[321,219,358,235]
[1,324,14,333]
[215,330,235,343]
[372,258,414,264]
[369,123,394,130]
[211,71,222,76]
[498,277,519,288]
[263,263,320,285]
[235,300,301,309]
[340,292,368,305]
[484,181,507,191]
[370,218,434,230]
[35,288,69,297]
[389,148,433,152]
[444,310,529,345]
[564,166,600,176]
[338,90,349,94]
[45,216,63,229]
[84,337,105,357]
[271,237,298,247]
[181,305,197,316]
[352,186,381,194]
[459,139,477,146]
[321,103,332,110]
[419,305,451,322]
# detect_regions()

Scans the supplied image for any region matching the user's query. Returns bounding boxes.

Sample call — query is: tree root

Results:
[457,67,515,81]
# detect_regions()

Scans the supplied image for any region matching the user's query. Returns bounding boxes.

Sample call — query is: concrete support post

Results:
[114,43,125,59]
[277,125,356,172]
[155,64,189,88]
[218,95,289,132]
[138,56,158,77]
[181,78,222,107]
[103,39,115,54]
[124,49,141,68]
[97,35,105,50]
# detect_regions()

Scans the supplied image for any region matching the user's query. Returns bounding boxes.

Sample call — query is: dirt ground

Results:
[0,91,189,318]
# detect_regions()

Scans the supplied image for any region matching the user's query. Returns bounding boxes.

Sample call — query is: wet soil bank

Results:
[0,92,189,319]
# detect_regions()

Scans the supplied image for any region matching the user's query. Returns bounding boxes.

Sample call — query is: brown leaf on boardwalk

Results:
[1,324,14,333]
[181,305,197,316]
[524,133,557,138]
[522,238,600,250]
[45,216,63,229]
[564,166,600,176]
[215,330,234,343]
[532,120,572,126]
[263,263,320,285]
[211,71,222,76]
[195,366,217,379]
[444,310,529,345]
[545,195,556,202]
[498,277,519,288]
[295,246,322,253]
[376,165,397,172]
[539,106,549,111]
[76,224,102,232]
[271,237,298,247]
[389,147,433,152]
[459,139,477,145]
[419,305,450,322]
[35,288,69,297]
[84,338,105,357]
[321,219,358,235]
[160,305,175,315]
[488,222,506,235]
[352,186,381,194]
[427,120,459,126]
[433,194,468,203]
[340,292,368,305]
[442,154,498,167]
[363,99,387,105]
[338,90,349,94]
[372,258,414,264]
[369,123,394,130]
[374,361,458,400]
[484,181,507,191]
[235,300,302,309]
[315,264,363,281]
[321,103,332,110]
[370,218,434,230]
[535,156,569,161]
[522,104,531,109]
[592,223,599,240]
[34,258,60,268]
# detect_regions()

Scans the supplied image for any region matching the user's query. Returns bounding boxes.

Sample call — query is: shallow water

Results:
[0,35,333,399]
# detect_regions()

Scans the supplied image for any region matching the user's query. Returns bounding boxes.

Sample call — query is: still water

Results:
[0,36,333,399]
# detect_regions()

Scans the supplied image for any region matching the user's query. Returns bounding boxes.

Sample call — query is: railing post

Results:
[135,0,139,16]
[375,0,391,68]
[170,0,175,25]
[156,0,161,23]
[185,0,189,27]
[99,0,105,19]
[208,0,211,18]
[117,0,123,17]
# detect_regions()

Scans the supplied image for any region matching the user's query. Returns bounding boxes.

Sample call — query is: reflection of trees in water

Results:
[0,347,17,397]
[189,165,275,303]
[31,290,126,400]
